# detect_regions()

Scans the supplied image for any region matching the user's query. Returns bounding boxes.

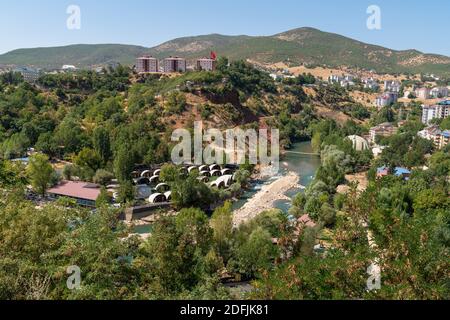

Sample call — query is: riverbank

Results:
[233,171,301,227]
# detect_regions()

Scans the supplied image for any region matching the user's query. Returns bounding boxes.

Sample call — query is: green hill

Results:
[0,44,147,69]
[1,27,450,76]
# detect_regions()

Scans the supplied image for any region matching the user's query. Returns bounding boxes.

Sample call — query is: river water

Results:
[232,141,321,213]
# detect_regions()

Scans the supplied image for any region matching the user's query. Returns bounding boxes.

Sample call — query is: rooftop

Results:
[47,181,101,201]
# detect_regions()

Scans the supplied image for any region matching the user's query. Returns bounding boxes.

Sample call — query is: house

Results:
[376,167,411,180]
[422,100,450,124]
[369,122,398,143]
[47,181,102,207]
[61,65,77,72]
[394,167,411,180]
[376,166,390,178]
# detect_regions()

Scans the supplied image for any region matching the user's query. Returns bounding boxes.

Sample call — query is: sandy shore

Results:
[233,172,300,227]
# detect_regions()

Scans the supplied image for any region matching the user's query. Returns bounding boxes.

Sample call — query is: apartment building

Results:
[163,57,187,73]
[14,66,40,83]
[369,122,398,143]
[375,92,398,107]
[430,87,449,99]
[384,80,401,93]
[418,125,450,149]
[136,56,159,73]
[363,78,379,90]
[415,87,431,100]
[422,100,450,124]
[196,58,216,71]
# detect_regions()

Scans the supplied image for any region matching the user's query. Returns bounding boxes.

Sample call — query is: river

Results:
[232,141,321,213]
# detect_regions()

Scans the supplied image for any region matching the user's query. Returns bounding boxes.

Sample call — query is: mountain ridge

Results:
[1,27,449,76]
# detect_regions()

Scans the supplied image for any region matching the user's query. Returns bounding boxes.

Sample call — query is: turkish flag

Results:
[210,51,217,60]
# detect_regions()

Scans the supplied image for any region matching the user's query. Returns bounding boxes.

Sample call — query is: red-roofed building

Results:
[47,181,101,207]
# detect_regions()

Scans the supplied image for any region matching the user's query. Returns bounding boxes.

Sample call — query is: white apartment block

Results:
[422,100,450,124]
[375,92,398,107]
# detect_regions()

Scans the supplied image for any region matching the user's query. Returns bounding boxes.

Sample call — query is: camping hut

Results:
[141,170,152,178]
[221,175,234,187]
[199,170,211,177]
[164,191,172,202]
[148,193,166,204]
[209,164,221,171]
[197,176,209,183]
[221,168,232,176]
[210,169,222,177]
[199,165,209,172]
[211,180,226,189]
[188,166,198,174]
[135,177,150,185]
[155,183,170,193]
[153,169,161,176]
[132,171,141,179]
[149,175,160,185]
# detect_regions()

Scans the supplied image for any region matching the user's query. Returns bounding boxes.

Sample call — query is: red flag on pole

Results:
[210,51,217,60]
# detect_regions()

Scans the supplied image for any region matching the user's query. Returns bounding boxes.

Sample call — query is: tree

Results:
[114,146,135,183]
[93,127,112,165]
[210,202,234,260]
[231,227,277,278]
[96,187,112,208]
[159,164,180,183]
[171,174,214,209]
[26,154,55,196]
[117,180,135,204]
[93,169,114,186]
[35,132,58,158]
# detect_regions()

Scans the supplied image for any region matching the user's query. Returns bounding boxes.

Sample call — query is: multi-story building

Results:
[328,74,342,83]
[422,100,450,124]
[136,56,159,73]
[163,57,186,73]
[430,87,449,99]
[329,74,355,88]
[375,92,398,107]
[363,78,379,90]
[14,66,40,83]
[384,80,401,93]
[369,122,398,143]
[418,125,450,149]
[196,58,216,71]
[415,87,431,100]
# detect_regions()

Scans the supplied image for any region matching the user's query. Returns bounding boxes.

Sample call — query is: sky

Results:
[0,0,449,56]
